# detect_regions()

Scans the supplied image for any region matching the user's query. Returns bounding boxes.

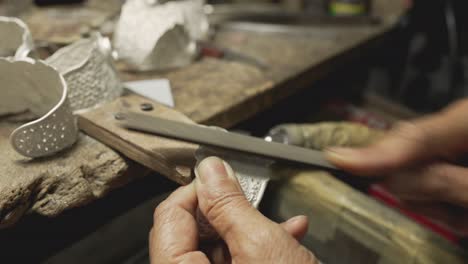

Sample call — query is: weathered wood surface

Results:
[0,123,129,228]
[120,0,407,127]
[0,0,406,228]
[121,25,404,128]
[19,0,122,44]
[78,93,198,185]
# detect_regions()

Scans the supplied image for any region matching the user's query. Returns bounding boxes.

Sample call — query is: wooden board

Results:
[0,93,197,228]
[78,93,198,185]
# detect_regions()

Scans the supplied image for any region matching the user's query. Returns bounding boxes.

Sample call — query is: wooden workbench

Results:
[0,0,406,228]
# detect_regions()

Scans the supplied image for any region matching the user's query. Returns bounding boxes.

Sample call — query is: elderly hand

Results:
[326,99,468,234]
[149,157,318,264]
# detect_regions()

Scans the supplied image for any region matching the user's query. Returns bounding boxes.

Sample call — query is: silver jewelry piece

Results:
[1,58,78,158]
[195,143,272,239]
[195,145,272,207]
[1,19,121,158]
[0,16,34,59]
[114,0,207,71]
[46,33,123,112]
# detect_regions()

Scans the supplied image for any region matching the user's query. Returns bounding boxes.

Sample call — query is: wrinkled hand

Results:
[326,99,468,233]
[150,157,318,264]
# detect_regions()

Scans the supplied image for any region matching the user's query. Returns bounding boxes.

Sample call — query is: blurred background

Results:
[215,0,468,113]
[4,0,467,113]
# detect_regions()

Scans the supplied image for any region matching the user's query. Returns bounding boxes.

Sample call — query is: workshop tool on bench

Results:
[209,2,380,37]
[208,3,380,26]
[117,112,336,170]
[199,42,268,70]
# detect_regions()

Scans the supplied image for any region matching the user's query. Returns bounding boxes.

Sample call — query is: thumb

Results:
[281,215,309,241]
[195,157,274,244]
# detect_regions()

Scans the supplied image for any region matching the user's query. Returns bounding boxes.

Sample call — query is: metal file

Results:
[118,112,337,170]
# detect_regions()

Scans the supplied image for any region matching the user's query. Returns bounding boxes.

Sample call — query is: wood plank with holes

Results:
[77,93,198,185]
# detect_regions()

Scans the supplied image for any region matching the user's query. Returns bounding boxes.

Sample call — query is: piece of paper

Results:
[125,79,174,107]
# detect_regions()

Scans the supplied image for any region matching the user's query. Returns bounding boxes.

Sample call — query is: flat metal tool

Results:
[199,43,268,70]
[117,112,337,170]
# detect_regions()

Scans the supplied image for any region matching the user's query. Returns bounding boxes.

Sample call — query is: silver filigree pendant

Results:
[195,146,272,207]
[194,128,273,239]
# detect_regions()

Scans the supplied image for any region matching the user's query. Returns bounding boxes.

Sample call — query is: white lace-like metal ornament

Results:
[195,146,272,208]
[194,130,272,239]
[1,19,121,158]
[114,0,207,71]
[46,33,123,112]
[1,58,78,158]
[0,16,34,59]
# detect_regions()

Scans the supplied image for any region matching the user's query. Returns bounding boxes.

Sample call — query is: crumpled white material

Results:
[114,0,209,71]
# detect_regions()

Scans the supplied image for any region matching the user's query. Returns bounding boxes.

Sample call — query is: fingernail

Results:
[288,215,307,224]
[325,147,357,162]
[195,157,236,184]
[222,161,237,180]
